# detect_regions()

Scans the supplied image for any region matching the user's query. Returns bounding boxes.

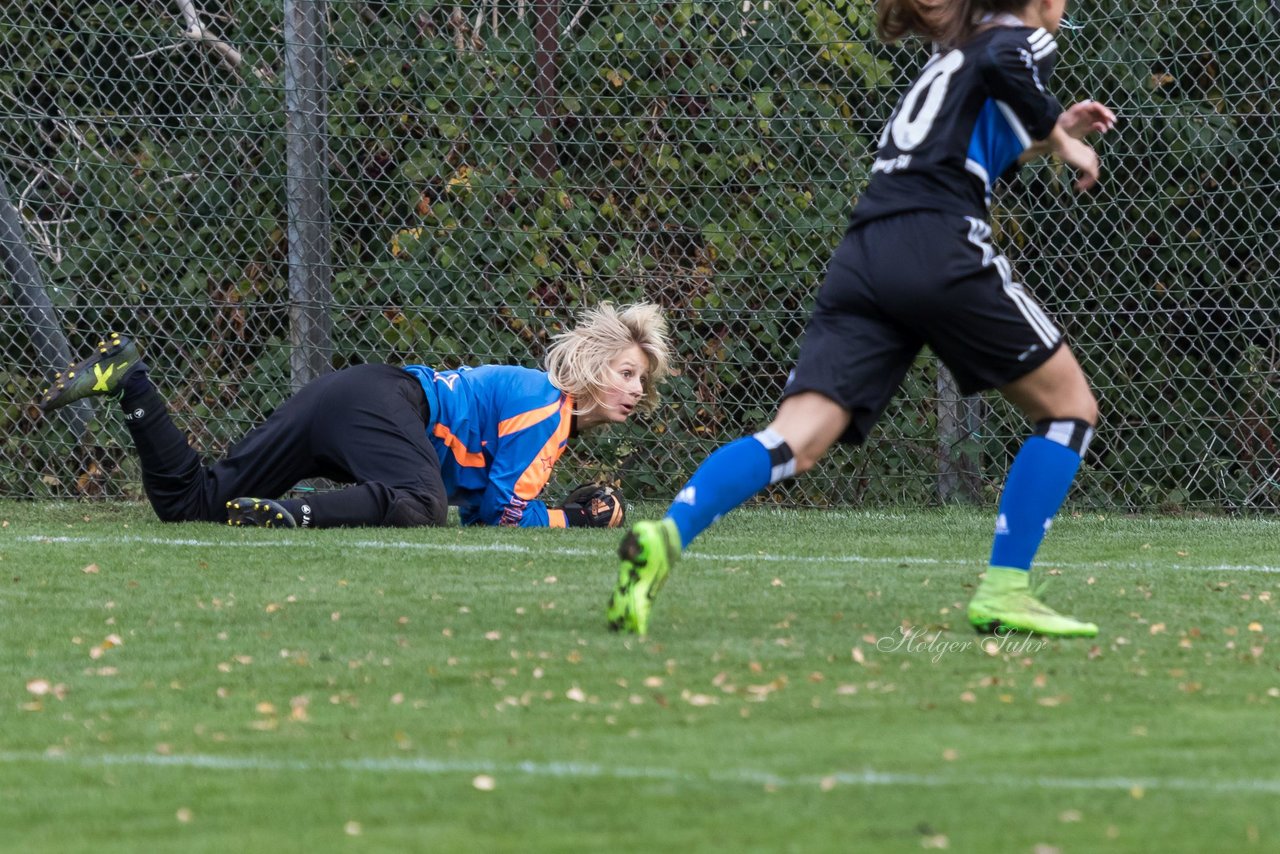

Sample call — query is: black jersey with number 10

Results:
[850,24,1064,227]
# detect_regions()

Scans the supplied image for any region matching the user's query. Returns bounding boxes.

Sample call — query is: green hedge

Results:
[2,1,1277,509]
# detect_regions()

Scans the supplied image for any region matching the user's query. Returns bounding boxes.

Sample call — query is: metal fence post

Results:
[0,174,92,438]
[532,0,562,180]
[283,0,334,390]
[4,2,1278,508]
[936,363,983,504]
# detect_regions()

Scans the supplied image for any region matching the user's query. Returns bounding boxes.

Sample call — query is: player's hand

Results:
[1058,100,1116,140]
[559,483,625,528]
[1056,135,1101,192]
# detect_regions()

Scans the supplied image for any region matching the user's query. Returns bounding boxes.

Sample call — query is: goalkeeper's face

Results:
[585,343,648,427]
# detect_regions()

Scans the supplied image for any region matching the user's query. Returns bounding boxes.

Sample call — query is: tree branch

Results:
[173,0,272,80]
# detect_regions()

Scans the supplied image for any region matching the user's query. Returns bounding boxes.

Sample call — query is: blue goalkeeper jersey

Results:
[402,364,574,528]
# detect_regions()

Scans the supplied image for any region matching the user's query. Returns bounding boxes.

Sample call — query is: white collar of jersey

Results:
[978,12,1027,28]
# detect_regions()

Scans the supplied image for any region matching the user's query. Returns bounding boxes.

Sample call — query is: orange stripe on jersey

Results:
[547,508,567,528]
[512,397,574,500]
[498,399,561,438]
[433,423,486,468]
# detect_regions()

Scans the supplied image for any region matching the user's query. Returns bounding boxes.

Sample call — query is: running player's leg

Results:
[956,345,1098,634]
[663,390,852,554]
[913,214,1099,636]
[992,344,1097,575]
[606,391,852,635]
[609,226,920,634]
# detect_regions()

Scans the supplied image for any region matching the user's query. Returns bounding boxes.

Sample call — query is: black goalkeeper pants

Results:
[119,364,449,528]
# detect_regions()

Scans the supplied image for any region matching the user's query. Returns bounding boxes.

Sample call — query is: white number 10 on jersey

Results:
[882,50,965,152]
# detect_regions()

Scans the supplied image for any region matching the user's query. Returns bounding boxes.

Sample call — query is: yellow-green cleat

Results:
[39,333,142,412]
[967,566,1098,637]
[607,519,679,635]
[226,498,297,529]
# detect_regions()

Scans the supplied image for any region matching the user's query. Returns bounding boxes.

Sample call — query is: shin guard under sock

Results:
[665,428,797,549]
[989,419,1094,571]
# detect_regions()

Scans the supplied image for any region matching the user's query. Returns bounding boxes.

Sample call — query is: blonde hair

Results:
[544,302,671,413]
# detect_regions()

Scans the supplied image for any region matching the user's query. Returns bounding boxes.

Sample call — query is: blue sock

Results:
[665,429,796,550]
[990,419,1095,571]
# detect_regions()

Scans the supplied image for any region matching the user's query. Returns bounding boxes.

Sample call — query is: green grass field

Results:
[2,500,1278,853]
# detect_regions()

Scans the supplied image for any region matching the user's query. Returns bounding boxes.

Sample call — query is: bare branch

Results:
[451,6,468,55]
[565,0,589,36]
[0,88,105,163]
[155,172,200,186]
[16,167,74,264]
[173,0,273,80]
[129,42,188,62]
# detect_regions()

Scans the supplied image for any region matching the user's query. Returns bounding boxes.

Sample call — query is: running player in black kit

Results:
[608,0,1116,637]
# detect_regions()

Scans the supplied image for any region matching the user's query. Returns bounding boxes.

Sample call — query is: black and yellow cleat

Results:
[39,333,142,413]
[226,498,298,529]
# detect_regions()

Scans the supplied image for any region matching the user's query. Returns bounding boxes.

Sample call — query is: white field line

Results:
[1,750,1279,795]
[15,534,1280,575]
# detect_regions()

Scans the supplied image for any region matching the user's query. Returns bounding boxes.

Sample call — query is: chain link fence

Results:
[3,1,1278,511]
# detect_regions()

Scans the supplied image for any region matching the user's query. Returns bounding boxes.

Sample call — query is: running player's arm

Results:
[478,397,572,528]
[979,29,1105,189]
[979,29,1063,148]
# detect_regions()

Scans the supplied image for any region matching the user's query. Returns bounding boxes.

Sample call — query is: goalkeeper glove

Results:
[559,483,625,528]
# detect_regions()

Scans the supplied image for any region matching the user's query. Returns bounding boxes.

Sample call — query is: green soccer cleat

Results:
[967,566,1098,637]
[226,497,297,529]
[607,519,679,635]
[39,333,142,412]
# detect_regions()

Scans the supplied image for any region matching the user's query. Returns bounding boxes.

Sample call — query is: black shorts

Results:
[783,210,1064,444]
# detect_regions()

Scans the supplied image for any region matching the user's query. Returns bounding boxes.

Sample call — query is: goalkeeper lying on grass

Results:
[38,303,669,530]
